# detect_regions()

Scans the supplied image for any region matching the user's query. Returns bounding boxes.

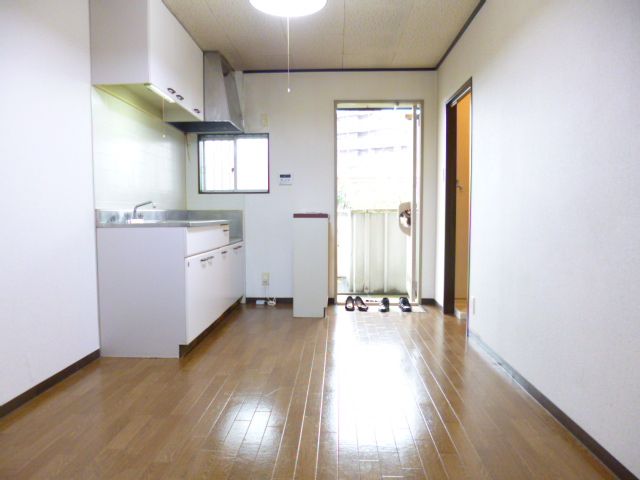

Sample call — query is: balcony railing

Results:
[337,209,409,295]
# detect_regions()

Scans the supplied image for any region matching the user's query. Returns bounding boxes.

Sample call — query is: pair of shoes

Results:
[379,297,390,312]
[345,296,368,312]
[399,297,412,312]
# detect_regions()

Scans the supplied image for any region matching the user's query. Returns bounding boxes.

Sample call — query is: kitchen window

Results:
[198,134,269,193]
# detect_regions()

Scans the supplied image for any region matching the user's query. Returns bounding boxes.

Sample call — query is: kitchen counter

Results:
[97,219,229,228]
[95,209,244,242]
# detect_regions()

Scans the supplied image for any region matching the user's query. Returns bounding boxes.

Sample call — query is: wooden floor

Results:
[0,305,613,479]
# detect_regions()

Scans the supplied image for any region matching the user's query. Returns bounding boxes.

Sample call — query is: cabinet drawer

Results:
[185,225,229,257]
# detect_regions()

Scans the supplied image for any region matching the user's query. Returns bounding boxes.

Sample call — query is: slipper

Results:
[345,296,355,311]
[399,297,412,312]
[379,297,390,312]
[354,296,368,312]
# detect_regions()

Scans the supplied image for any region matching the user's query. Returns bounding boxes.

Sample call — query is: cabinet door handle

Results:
[167,87,176,94]
[233,245,242,250]
[176,94,184,101]
[193,108,201,114]
[221,251,228,255]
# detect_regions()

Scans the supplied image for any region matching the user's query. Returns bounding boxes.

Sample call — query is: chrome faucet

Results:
[132,200,155,219]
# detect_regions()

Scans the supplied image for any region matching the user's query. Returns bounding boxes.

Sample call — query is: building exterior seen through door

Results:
[335,101,422,304]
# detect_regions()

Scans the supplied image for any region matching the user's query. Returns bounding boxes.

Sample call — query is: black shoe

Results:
[354,296,368,311]
[399,297,412,312]
[379,297,390,312]
[345,296,355,311]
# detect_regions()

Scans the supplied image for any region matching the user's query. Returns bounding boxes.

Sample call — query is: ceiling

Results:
[163,0,481,71]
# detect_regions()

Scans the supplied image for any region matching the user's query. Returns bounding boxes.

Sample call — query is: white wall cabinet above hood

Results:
[90,0,204,122]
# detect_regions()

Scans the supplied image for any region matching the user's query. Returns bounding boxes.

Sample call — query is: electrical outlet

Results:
[261,272,270,286]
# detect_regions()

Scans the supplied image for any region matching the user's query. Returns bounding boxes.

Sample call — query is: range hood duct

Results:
[171,52,243,133]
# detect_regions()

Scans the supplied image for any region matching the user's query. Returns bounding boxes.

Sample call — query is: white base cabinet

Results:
[185,243,244,344]
[97,225,244,358]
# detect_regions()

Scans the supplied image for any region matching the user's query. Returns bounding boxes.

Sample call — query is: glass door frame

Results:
[333,100,424,304]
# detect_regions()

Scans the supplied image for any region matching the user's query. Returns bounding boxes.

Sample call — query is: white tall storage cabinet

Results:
[293,213,329,318]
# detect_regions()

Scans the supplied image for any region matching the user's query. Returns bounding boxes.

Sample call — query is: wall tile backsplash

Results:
[92,87,186,210]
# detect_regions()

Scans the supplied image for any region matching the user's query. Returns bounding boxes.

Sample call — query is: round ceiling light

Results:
[249,0,327,17]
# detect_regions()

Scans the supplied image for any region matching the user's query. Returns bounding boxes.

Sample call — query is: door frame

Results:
[443,79,473,316]
[333,100,424,303]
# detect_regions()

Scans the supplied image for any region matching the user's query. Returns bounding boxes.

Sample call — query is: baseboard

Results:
[245,297,293,304]
[470,333,638,480]
[179,299,242,357]
[246,297,336,305]
[0,349,100,418]
[420,298,438,306]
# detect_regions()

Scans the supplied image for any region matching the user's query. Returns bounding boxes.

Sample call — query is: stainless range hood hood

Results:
[171,52,243,133]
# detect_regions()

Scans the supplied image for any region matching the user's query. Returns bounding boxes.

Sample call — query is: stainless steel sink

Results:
[96,209,240,232]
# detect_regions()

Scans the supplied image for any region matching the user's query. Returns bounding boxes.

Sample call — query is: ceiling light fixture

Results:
[249,0,327,18]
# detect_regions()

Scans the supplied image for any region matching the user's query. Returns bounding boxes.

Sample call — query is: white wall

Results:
[435,0,640,475]
[187,71,438,299]
[92,88,187,210]
[0,0,100,405]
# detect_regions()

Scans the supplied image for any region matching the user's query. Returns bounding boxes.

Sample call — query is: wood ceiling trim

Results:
[243,0,486,74]
[435,0,486,70]
[243,67,437,74]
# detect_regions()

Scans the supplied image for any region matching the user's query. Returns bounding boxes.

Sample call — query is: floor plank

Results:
[0,305,614,479]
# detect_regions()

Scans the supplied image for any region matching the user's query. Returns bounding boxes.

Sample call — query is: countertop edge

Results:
[96,220,230,228]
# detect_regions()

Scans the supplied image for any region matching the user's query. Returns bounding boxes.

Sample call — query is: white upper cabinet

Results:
[90,0,203,121]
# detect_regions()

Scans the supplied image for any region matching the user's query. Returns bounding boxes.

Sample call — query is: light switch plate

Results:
[279,173,293,185]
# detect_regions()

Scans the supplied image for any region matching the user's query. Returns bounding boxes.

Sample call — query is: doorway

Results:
[334,101,423,306]
[444,80,472,317]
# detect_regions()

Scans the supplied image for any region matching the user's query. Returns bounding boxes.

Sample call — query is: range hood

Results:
[171,52,243,133]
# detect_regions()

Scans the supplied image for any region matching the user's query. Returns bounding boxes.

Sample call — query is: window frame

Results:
[198,133,270,194]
